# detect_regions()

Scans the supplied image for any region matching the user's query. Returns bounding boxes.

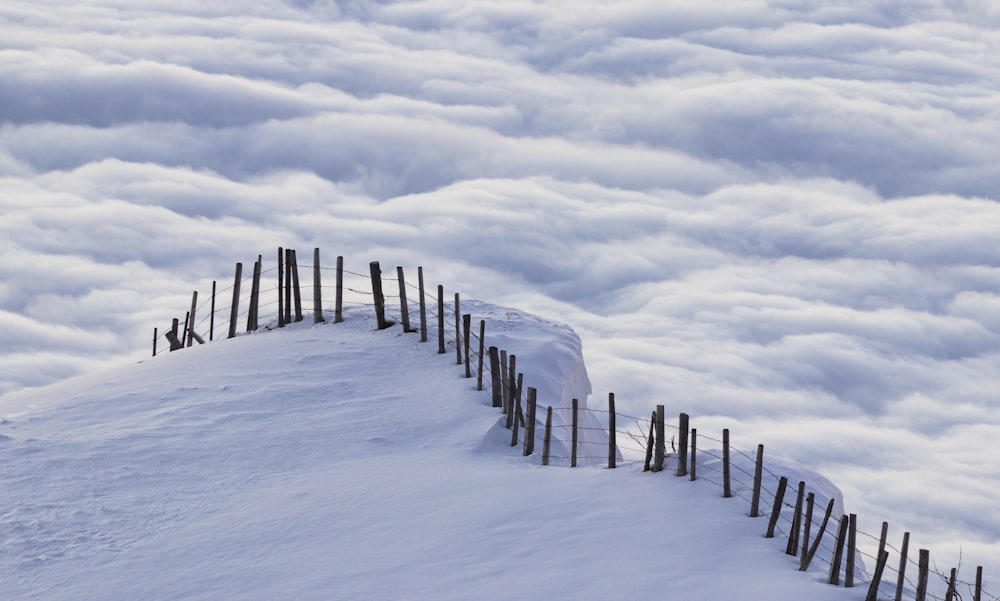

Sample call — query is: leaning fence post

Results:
[313,248,325,324]
[209,280,216,341]
[523,387,537,456]
[168,318,182,351]
[895,532,910,601]
[437,285,445,353]
[454,293,462,365]
[801,492,815,561]
[801,497,835,571]
[152,327,158,356]
[370,261,389,330]
[750,444,764,517]
[722,429,732,498]
[278,247,285,327]
[571,398,578,467]
[463,314,472,378]
[182,311,190,347]
[608,393,616,469]
[228,262,242,339]
[246,257,261,332]
[643,410,655,472]
[828,515,849,586]
[290,249,302,322]
[505,354,516,427]
[766,476,788,538]
[187,290,198,347]
[786,481,805,555]
[476,319,485,391]
[865,550,891,601]
[397,266,412,332]
[916,549,929,601]
[542,406,553,466]
[488,346,501,407]
[335,256,344,323]
[676,412,689,477]
[418,266,427,341]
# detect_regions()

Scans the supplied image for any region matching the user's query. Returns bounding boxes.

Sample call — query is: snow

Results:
[2,302,865,600]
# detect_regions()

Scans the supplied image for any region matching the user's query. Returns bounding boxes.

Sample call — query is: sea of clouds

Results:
[3,0,1000,579]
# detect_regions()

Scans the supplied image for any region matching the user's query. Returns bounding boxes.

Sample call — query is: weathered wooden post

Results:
[523,387,537,456]
[895,532,910,601]
[500,350,509,415]
[454,293,462,365]
[722,429,732,498]
[335,256,344,323]
[786,481,806,555]
[437,285,445,354]
[846,513,858,587]
[945,568,958,601]
[652,404,665,472]
[750,444,764,517]
[397,266,412,332]
[489,346,501,408]
[246,257,261,332]
[571,398,579,467]
[877,522,889,572]
[828,515,850,585]
[916,549,930,601]
[476,319,485,391]
[418,266,427,341]
[801,497,835,571]
[463,314,472,378]
[313,248,325,324]
[689,428,697,480]
[209,280,216,341]
[865,551,891,601]
[801,492,815,561]
[290,249,302,322]
[278,247,285,328]
[187,291,198,347]
[505,354,516,427]
[510,381,522,447]
[975,566,983,601]
[643,410,655,472]
[542,406,553,466]
[283,250,292,323]
[228,262,242,339]
[766,476,788,538]
[608,393,616,469]
[168,318,182,351]
[370,261,389,330]
[676,412,689,477]
[182,311,190,346]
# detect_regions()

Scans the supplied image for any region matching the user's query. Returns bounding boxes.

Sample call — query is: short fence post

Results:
[801,492,815,561]
[571,398,578,467]
[865,550,891,601]
[278,247,285,328]
[334,256,344,323]
[801,497,835,571]
[228,262,242,339]
[152,327,158,356]
[370,261,389,330]
[437,285,445,353]
[643,410,655,472]
[523,387,537,456]
[290,249,302,322]
[168,318,181,351]
[284,250,292,323]
[786,481,805,555]
[652,404,665,472]
[895,532,910,601]
[209,280,216,341]
[187,290,198,347]
[916,549,930,601]
[542,406,553,466]
[750,444,764,517]
[500,350,509,416]
[722,428,732,498]
[488,346,501,407]
[454,293,462,365]
[766,476,788,538]
[182,311,190,347]
[476,320,485,391]
[689,428,697,480]
[313,248,324,323]
[246,258,261,332]
[418,266,427,341]
[510,381,523,447]
[676,412,689,477]
[252,254,262,329]
[877,522,889,570]
[397,266,412,332]
[505,354,516,427]
[608,393,616,469]
[828,515,849,586]
[846,513,858,587]
[945,567,958,601]
[463,314,472,378]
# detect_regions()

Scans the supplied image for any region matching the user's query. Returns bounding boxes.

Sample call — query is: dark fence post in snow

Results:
[801,492,815,561]
[463,314,472,378]
[335,256,344,323]
[278,247,285,328]
[505,354,516,428]
[152,327,158,356]
[801,497,835,572]
[437,285,445,353]
[500,350,509,416]
[542,406,553,466]
[397,266,412,333]
[975,566,984,601]
[750,444,764,517]
[187,290,198,347]
[652,404,665,472]
[865,551,891,601]
[786,481,806,556]
[370,261,389,330]
[643,410,655,472]
[722,428,732,498]
[454,293,462,365]
[418,266,427,341]
[523,387,537,456]
[477,319,485,391]
[676,412,689,477]
[766,476,788,538]
[313,248,324,324]
[828,514,849,585]
[228,262,242,339]
[489,346,501,408]
[510,381,522,447]
[608,393,616,469]
[571,398,579,468]
[290,249,302,322]
[284,250,292,323]
[246,256,261,332]
[846,513,858,587]
[945,568,958,601]
[182,311,190,347]
[209,280,216,341]
[168,318,182,351]
[915,549,930,601]
[689,428,697,480]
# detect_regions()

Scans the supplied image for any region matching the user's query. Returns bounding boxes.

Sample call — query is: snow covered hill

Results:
[1,303,860,600]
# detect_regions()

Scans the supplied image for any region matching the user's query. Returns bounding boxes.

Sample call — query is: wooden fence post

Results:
[652,404,665,472]
[975,566,983,601]
[722,428,731,498]
[152,327,158,356]
[750,444,764,517]
[865,550,891,601]
[418,266,427,341]
[463,314,472,378]
[209,280,216,341]
[182,310,190,346]
[313,248,324,324]
[437,285,445,353]
[510,381,523,447]
[786,481,805,555]
[542,406,553,466]
[168,318,181,351]
[571,398,578,467]
[877,522,889,571]
[476,320,485,391]
[677,412,689,477]
[246,257,261,332]
[454,293,462,365]
[946,567,958,601]
[397,266,412,332]
[895,532,910,601]
[846,513,858,587]
[766,476,788,538]
[489,346,501,407]
[284,249,292,323]
[228,262,242,339]
[643,410,655,472]
[801,497,835,571]
[801,492,815,561]
[278,247,285,328]
[335,256,344,323]
[370,261,389,330]
[290,249,302,322]
[505,354,517,427]
[523,387,537,456]
[828,515,849,585]
[608,393,616,469]
[500,350,509,416]
[916,549,930,601]
[187,290,198,347]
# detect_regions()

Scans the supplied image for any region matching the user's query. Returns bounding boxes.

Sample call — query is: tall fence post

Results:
[246,257,261,332]
[608,393,616,469]
[523,387,537,456]
[510,379,523,447]
[418,266,427,341]
[505,354,517,427]
[335,256,344,323]
[542,406,553,466]
[476,320,485,391]
[975,566,983,601]
[676,412,689,477]
[750,444,764,517]
[370,261,389,330]
[916,549,930,601]
[437,285,445,353]
[652,404,665,472]
[846,513,858,587]
[454,293,462,365]
[463,314,472,378]
[571,398,578,467]
[290,249,302,322]
[284,249,292,323]
[228,262,242,339]
[313,248,325,324]
[187,290,198,347]
[500,350,509,416]
[895,532,910,601]
[489,346,501,407]
[722,428,731,498]
[278,247,285,328]
[397,266,412,333]
[182,311,190,347]
[209,280,216,341]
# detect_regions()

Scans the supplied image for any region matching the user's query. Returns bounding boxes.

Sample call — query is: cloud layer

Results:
[3,0,1000,582]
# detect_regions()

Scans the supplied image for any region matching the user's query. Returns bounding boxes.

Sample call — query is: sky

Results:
[2,0,1000,588]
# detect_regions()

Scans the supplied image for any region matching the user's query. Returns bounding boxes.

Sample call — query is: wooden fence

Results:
[155,247,992,601]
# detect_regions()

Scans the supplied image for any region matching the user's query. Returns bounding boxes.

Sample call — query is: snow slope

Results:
[1,303,859,601]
